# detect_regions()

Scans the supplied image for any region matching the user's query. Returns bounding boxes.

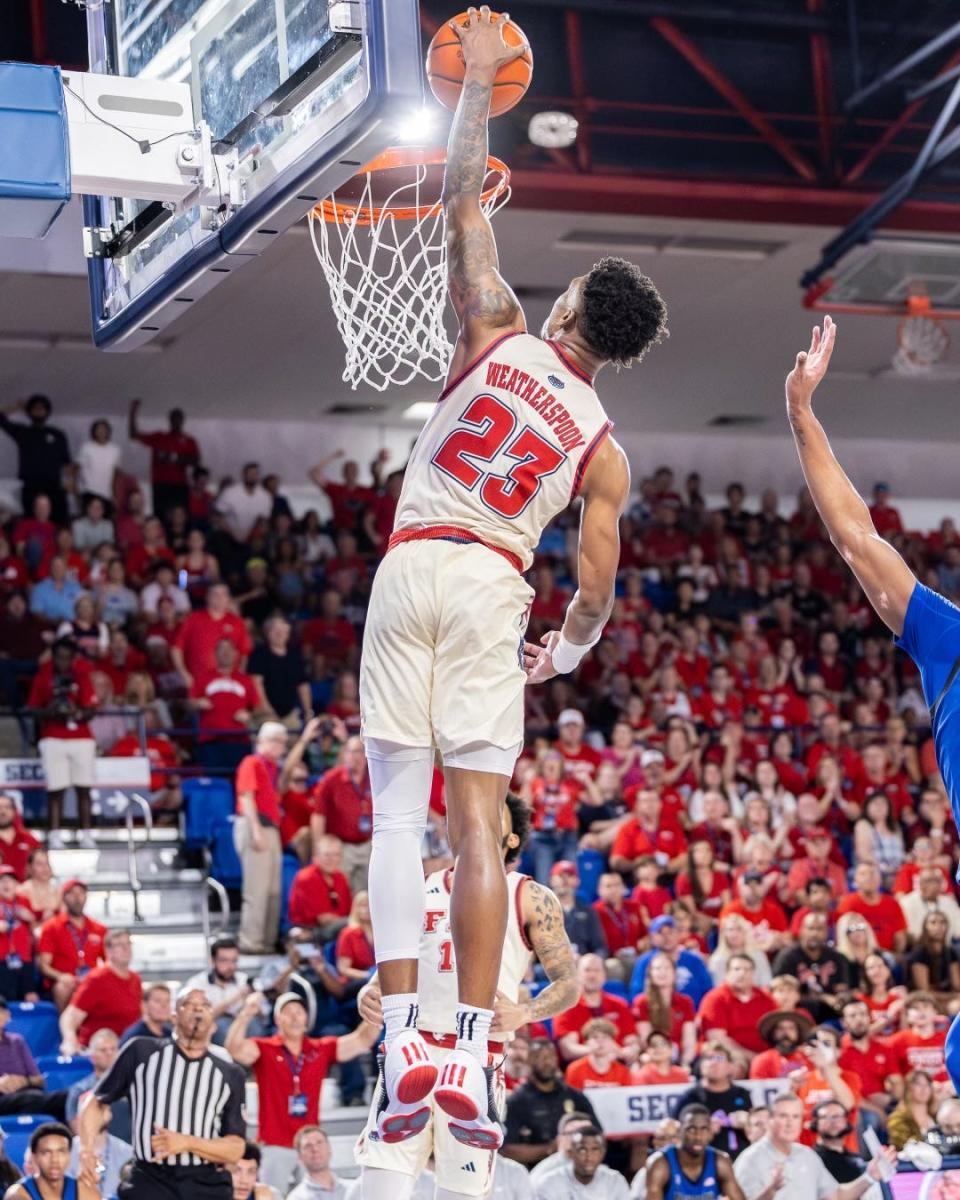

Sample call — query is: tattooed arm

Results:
[491,880,578,1035]
[442,8,526,369]
[786,315,914,636]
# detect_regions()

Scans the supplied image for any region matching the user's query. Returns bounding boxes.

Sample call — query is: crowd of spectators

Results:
[3,393,960,1195]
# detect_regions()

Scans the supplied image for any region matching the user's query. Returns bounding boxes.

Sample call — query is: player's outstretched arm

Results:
[786,315,916,637]
[491,881,578,1033]
[525,436,631,684]
[442,8,526,364]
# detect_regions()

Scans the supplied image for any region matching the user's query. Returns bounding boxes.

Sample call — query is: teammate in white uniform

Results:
[359,6,668,1150]
[355,794,578,1199]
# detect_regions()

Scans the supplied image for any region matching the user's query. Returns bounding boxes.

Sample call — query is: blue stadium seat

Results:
[576,849,605,903]
[36,1054,92,1091]
[182,777,235,849]
[0,1114,60,1171]
[279,853,302,936]
[6,1001,59,1057]
[603,981,628,1000]
[210,816,243,890]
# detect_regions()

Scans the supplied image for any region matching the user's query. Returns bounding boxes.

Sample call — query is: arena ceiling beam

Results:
[507,169,960,233]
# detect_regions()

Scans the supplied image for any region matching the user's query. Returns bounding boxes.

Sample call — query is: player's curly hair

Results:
[505,791,531,864]
[579,256,668,368]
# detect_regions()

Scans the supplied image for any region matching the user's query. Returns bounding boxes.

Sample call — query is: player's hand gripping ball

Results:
[427,7,533,117]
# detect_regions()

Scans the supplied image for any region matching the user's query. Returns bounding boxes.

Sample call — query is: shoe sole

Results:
[448,1121,504,1151]
[434,1087,480,1122]
[396,1063,438,1105]
[377,1106,430,1144]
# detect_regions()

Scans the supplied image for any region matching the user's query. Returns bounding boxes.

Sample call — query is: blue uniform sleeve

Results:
[894,583,960,712]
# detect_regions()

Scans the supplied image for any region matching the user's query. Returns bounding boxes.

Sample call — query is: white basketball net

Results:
[891,312,951,376]
[309,157,510,392]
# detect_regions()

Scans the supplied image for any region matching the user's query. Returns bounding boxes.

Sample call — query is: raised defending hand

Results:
[450,7,526,78]
[785,314,836,412]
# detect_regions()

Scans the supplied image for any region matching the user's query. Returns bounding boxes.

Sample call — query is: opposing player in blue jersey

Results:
[646,1105,745,1200]
[786,313,960,1093]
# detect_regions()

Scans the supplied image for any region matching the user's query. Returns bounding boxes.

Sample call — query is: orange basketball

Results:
[426,12,533,118]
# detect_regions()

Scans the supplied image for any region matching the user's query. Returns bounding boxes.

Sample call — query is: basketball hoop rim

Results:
[311,146,510,226]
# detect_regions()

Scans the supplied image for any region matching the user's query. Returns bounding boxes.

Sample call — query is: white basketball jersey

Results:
[394,332,613,570]
[417,867,533,1037]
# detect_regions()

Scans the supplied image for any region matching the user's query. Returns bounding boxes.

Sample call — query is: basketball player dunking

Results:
[359,4,667,1151]
[786,314,960,1097]
[354,794,578,1199]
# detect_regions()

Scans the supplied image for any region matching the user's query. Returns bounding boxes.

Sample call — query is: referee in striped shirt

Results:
[77,988,246,1198]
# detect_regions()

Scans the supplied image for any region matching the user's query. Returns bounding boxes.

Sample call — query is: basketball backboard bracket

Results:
[81,0,422,351]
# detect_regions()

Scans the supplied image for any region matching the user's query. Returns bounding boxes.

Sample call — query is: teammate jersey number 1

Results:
[432,394,566,519]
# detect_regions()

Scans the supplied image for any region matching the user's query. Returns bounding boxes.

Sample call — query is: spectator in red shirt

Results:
[171,582,252,690]
[718,871,790,953]
[37,879,106,1010]
[309,737,372,895]
[839,997,896,1117]
[59,927,142,1052]
[692,664,743,731]
[190,638,260,774]
[698,954,776,1059]
[632,1028,693,1086]
[631,951,696,1066]
[300,589,358,670]
[675,839,731,935]
[749,1009,813,1080]
[553,954,638,1064]
[592,873,642,961]
[610,790,687,875]
[309,451,375,534]
[887,991,949,1089]
[226,989,379,1190]
[0,866,38,1001]
[288,835,352,942]
[867,482,903,538]
[784,827,848,908]
[836,861,908,954]
[128,399,200,522]
[362,467,403,552]
[235,722,289,954]
[555,709,602,780]
[526,750,580,884]
[564,1018,634,1090]
[0,795,40,883]
[27,639,99,848]
[335,891,375,982]
[124,516,175,588]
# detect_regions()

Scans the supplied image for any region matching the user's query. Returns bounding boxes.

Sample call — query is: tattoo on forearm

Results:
[444,80,493,199]
[442,77,520,326]
[525,883,579,1021]
[788,412,806,447]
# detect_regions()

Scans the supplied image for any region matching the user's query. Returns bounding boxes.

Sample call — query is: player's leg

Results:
[430,545,531,1148]
[360,544,442,1127]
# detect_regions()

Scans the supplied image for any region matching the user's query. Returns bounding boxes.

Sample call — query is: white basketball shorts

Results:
[360,538,533,761]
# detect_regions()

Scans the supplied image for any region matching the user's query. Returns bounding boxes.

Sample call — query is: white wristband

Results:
[551,632,599,675]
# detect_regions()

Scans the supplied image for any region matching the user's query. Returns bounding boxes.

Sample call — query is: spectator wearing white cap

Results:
[554,709,601,782]
[235,722,288,954]
[226,991,378,1194]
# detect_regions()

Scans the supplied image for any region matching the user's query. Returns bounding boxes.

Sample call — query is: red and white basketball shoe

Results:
[374,1029,438,1144]
[433,1048,504,1151]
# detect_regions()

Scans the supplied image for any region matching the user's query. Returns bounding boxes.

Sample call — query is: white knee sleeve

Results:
[360,1167,418,1200]
[366,738,434,963]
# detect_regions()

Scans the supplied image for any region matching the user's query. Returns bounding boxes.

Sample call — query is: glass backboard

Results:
[84,0,422,349]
